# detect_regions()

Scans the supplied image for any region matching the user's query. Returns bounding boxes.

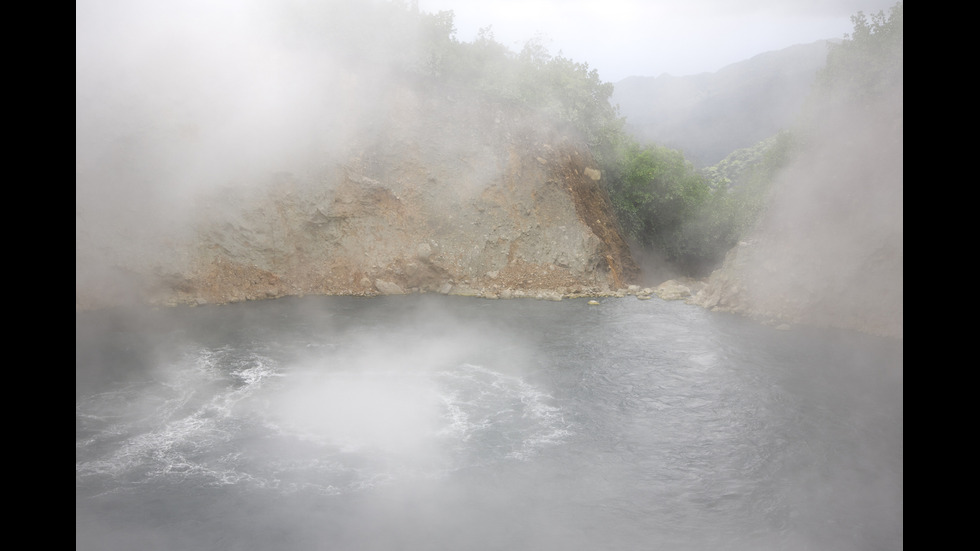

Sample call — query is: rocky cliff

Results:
[75,81,639,310]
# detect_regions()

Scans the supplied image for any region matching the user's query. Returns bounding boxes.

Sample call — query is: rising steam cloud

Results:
[76,0,366,212]
[76,0,403,300]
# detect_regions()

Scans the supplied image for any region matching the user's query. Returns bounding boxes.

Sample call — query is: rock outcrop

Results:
[75,81,639,310]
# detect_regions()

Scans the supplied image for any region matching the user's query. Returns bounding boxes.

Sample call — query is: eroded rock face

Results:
[75,82,638,309]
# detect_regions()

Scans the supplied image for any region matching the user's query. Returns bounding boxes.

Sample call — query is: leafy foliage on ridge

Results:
[604,1,902,278]
[270,0,902,281]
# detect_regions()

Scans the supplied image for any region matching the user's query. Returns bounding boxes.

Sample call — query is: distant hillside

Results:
[612,40,834,167]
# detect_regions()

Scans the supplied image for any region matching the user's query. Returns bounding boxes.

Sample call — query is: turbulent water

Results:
[76,295,903,551]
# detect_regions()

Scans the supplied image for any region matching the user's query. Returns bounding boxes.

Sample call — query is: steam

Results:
[735,67,903,337]
[75,0,407,303]
[76,0,358,212]
[273,368,442,454]
[76,298,572,503]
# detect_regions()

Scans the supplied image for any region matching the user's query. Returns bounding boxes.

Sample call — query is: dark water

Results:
[76,295,903,551]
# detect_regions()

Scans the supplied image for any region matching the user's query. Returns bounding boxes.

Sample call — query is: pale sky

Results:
[417,0,898,81]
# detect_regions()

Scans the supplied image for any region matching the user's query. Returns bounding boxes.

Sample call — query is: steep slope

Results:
[687,5,903,340]
[689,74,903,339]
[75,80,638,310]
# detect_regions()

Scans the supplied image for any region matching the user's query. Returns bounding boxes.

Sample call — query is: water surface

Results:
[76,295,903,550]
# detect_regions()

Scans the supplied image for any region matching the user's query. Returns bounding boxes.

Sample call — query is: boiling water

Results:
[76,295,902,550]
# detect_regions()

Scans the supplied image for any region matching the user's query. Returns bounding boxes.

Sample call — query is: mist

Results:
[76,0,368,217]
[76,0,436,308]
[726,16,904,337]
[78,3,901,547]
[77,294,902,551]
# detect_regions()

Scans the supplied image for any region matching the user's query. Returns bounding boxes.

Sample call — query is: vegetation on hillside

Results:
[814,2,904,108]
[431,26,625,157]
[603,1,903,277]
[287,0,902,279]
[285,1,624,167]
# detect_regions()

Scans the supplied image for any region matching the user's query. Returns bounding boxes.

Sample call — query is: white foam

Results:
[77,348,285,492]
[435,363,573,463]
[78,352,574,498]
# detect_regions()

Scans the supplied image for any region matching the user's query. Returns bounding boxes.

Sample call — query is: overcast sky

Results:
[417,0,897,81]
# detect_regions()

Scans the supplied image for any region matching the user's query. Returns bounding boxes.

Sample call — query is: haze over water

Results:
[76,295,903,551]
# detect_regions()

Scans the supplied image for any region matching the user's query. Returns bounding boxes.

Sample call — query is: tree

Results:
[809,2,903,117]
[605,142,714,265]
